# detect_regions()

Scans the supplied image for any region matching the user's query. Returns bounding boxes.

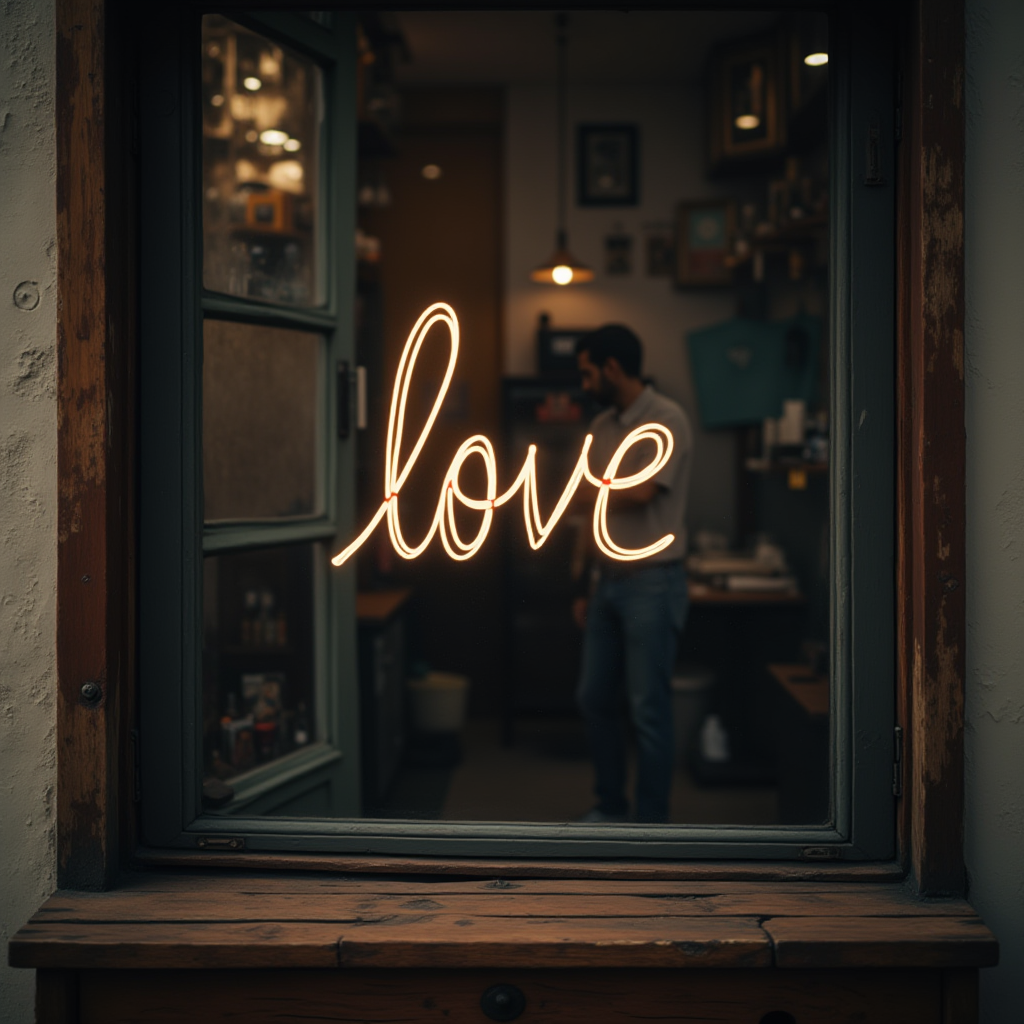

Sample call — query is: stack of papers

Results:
[687,551,798,594]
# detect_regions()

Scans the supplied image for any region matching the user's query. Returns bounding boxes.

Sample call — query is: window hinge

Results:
[892,724,904,798]
[196,836,246,851]
[864,118,886,186]
[130,728,142,803]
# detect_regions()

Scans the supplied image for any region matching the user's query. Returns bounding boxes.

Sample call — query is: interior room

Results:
[196,9,834,826]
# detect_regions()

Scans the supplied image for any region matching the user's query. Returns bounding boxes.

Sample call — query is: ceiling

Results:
[390,11,780,87]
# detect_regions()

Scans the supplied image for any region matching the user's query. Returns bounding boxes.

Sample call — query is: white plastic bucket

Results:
[672,667,714,764]
[407,671,469,733]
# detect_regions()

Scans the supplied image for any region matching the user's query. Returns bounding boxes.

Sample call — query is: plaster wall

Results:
[964,0,1024,1016]
[0,1,58,1019]
[503,84,739,540]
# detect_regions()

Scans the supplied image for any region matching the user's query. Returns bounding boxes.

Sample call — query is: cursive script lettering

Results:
[331,303,674,567]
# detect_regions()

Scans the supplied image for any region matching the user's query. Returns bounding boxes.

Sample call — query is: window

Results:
[140,11,360,840]
[138,5,897,861]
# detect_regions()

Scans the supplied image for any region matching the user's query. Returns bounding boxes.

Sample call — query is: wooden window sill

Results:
[9,872,997,972]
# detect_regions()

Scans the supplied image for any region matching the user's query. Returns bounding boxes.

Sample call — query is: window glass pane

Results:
[203,319,322,522]
[340,9,832,829]
[202,544,319,785]
[201,15,323,305]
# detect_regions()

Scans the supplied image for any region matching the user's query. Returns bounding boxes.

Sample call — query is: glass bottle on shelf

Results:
[292,701,310,747]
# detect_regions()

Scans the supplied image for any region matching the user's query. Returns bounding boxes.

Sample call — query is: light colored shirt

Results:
[587,384,693,563]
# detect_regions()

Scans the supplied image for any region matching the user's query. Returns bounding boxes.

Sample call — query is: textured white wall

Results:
[964,0,1024,1016]
[503,84,739,540]
[0,1,57,1018]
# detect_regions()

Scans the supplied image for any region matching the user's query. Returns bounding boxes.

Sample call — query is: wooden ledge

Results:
[8,873,997,972]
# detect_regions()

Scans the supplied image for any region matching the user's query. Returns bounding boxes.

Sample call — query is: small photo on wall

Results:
[604,230,633,275]
[577,124,639,207]
[675,200,735,288]
[645,230,674,277]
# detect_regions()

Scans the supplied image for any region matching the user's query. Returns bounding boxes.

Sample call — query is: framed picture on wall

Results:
[707,32,787,172]
[675,200,736,288]
[577,124,638,206]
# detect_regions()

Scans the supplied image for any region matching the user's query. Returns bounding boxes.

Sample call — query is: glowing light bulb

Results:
[330,303,675,568]
[552,265,574,285]
[734,114,761,130]
[282,138,301,152]
[243,76,262,91]
[259,129,289,146]
[804,52,828,66]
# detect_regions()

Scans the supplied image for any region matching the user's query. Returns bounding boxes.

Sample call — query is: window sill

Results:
[9,871,997,972]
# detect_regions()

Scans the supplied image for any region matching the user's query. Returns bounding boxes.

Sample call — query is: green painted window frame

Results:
[139,4,897,861]
[140,9,360,843]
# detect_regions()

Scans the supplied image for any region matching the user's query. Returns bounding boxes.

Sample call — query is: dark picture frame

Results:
[675,200,736,288]
[577,124,638,206]
[708,31,787,172]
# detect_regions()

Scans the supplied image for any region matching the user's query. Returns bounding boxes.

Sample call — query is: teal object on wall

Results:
[686,315,821,429]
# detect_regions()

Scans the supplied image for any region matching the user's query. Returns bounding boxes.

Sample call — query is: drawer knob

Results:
[480,983,526,1021]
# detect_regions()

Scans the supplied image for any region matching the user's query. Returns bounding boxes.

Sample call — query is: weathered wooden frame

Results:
[54,0,964,892]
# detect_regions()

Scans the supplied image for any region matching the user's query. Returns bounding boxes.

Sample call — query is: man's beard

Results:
[593,373,616,407]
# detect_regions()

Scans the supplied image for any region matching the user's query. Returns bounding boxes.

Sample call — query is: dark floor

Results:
[372,716,779,825]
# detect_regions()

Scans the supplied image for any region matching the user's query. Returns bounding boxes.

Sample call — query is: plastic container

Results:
[671,667,714,764]
[407,671,469,734]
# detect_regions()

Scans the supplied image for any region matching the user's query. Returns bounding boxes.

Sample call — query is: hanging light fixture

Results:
[799,14,829,67]
[530,13,593,286]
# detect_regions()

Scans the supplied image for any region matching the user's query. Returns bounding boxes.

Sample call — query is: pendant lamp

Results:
[530,13,593,286]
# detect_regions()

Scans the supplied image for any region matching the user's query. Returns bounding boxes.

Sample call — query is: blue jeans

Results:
[576,562,689,823]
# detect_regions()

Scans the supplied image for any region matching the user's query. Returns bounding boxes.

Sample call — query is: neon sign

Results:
[331,303,675,567]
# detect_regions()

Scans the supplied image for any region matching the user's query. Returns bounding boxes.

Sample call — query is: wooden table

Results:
[11,872,997,1022]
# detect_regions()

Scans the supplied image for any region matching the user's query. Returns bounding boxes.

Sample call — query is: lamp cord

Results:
[556,12,567,249]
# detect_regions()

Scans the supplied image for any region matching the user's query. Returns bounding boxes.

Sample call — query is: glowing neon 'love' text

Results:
[331,303,675,567]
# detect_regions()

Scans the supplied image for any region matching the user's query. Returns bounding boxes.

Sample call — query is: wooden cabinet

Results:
[69,967,967,1023]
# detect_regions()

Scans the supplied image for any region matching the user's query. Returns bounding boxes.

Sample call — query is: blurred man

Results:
[574,325,693,823]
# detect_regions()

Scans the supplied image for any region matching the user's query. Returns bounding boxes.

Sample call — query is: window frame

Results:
[54,0,965,889]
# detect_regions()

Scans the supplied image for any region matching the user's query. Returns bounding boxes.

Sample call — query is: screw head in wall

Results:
[13,281,40,311]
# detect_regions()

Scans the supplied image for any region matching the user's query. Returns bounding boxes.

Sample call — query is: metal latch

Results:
[802,846,842,860]
[195,836,245,851]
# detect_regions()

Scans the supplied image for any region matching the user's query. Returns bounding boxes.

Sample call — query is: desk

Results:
[689,581,806,606]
